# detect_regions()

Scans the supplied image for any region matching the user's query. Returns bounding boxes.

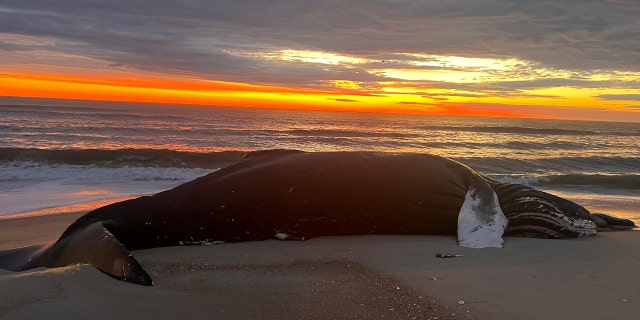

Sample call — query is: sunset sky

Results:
[1,0,640,121]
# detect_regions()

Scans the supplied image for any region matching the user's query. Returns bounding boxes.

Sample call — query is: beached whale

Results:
[0,150,634,285]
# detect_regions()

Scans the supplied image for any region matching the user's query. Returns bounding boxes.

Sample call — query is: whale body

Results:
[0,150,634,285]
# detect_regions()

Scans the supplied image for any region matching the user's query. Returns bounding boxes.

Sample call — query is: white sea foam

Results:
[491,175,544,186]
[0,162,212,216]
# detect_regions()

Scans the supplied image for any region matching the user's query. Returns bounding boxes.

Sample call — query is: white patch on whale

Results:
[457,180,508,248]
[275,232,289,240]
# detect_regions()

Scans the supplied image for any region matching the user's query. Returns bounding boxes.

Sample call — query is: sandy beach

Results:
[0,212,638,320]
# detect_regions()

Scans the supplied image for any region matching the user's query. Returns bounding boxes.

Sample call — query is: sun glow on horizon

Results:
[2,47,640,122]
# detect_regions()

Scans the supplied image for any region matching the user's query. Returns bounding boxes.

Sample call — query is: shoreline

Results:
[0,196,142,220]
[0,211,87,250]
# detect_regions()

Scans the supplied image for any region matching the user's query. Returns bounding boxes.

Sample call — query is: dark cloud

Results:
[396,101,436,105]
[0,1,282,76]
[420,95,448,101]
[327,98,360,103]
[490,79,625,90]
[0,0,639,89]
[424,93,482,98]
[598,94,640,101]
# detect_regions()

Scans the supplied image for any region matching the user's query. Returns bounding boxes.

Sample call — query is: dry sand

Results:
[1,213,639,320]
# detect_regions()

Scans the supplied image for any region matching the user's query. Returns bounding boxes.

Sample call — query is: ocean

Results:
[1,97,638,225]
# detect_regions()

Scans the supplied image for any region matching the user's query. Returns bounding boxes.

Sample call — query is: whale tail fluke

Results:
[591,213,636,231]
[0,222,153,286]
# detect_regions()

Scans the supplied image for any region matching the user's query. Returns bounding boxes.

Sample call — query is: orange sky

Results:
[0,71,528,118]
[3,63,639,122]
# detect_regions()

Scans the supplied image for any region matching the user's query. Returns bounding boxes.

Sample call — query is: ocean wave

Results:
[414,125,640,137]
[460,156,640,176]
[540,173,640,190]
[3,148,638,173]
[0,148,245,168]
[416,125,599,136]
[282,128,417,138]
[0,162,213,184]
[492,173,640,190]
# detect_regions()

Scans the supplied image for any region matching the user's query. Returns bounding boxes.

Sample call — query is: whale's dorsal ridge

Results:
[457,179,508,248]
[243,149,303,159]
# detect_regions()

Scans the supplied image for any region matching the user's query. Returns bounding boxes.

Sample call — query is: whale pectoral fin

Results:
[37,222,153,286]
[457,179,508,248]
